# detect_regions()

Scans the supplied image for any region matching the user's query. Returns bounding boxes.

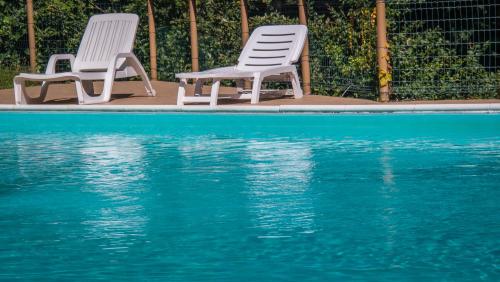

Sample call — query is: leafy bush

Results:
[387,0,499,99]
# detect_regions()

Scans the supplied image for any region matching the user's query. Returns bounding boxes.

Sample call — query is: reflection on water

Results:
[80,135,146,190]
[15,137,72,183]
[244,140,315,237]
[378,143,399,254]
[176,136,245,174]
[79,135,148,249]
[380,143,395,188]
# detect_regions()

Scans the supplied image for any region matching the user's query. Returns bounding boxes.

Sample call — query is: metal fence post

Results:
[26,0,37,72]
[376,0,390,102]
[188,0,199,72]
[147,0,158,80]
[297,0,311,95]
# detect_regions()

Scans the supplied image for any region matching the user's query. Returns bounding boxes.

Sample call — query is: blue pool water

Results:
[0,113,499,281]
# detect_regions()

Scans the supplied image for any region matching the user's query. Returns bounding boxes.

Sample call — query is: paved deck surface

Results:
[1,81,499,106]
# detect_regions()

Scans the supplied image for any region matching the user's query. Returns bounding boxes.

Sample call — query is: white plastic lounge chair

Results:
[176,25,307,106]
[14,13,155,105]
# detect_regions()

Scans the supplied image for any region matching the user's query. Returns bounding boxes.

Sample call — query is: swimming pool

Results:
[0,113,499,281]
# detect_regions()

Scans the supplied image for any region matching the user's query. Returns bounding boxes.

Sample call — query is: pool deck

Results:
[1,81,499,113]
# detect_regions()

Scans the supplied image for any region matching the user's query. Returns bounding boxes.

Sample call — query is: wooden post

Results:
[240,0,249,45]
[376,0,390,102]
[240,0,251,90]
[26,0,37,72]
[188,0,199,72]
[147,0,158,80]
[297,0,311,95]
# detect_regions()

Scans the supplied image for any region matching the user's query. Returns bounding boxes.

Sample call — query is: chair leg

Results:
[100,73,115,103]
[210,79,221,107]
[14,77,45,105]
[13,77,27,105]
[126,56,156,97]
[75,80,90,104]
[177,78,187,106]
[40,82,51,102]
[76,77,112,104]
[290,68,303,99]
[74,80,95,104]
[250,73,262,104]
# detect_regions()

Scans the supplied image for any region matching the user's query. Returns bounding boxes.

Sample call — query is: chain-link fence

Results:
[0,0,498,100]
[388,0,499,99]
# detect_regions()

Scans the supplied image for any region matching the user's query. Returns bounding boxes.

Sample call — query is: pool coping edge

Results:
[0,103,500,113]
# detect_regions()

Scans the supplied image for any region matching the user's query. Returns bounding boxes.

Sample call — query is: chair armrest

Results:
[45,54,76,74]
[106,52,144,76]
[106,53,138,71]
[104,52,141,81]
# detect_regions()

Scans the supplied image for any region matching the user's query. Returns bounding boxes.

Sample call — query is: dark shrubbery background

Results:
[0,0,498,100]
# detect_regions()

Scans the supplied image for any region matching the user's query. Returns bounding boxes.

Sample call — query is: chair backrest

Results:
[236,25,308,71]
[73,14,139,72]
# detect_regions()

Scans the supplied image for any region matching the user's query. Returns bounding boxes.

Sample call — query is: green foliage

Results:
[307,1,377,97]
[197,0,242,71]
[0,0,29,68]
[390,29,498,99]
[387,0,499,99]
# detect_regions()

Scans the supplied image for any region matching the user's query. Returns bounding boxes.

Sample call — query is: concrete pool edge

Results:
[0,103,500,113]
